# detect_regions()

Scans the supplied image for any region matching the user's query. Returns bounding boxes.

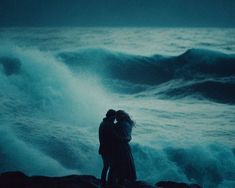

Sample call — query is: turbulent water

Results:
[0,27,235,188]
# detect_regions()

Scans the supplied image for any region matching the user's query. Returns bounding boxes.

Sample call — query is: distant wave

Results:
[151,79,235,104]
[1,47,234,103]
[58,48,235,83]
[2,48,234,82]
[57,48,235,103]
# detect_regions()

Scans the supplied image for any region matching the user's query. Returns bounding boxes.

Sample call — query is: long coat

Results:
[98,118,114,157]
[112,121,137,182]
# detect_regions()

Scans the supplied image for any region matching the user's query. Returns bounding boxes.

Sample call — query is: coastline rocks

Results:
[0,171,202,188]
[156,181,202,188]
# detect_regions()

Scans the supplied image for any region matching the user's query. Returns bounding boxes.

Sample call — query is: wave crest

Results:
[57,48,235,103]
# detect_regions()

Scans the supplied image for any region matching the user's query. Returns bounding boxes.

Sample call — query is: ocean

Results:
[0,27,235,188]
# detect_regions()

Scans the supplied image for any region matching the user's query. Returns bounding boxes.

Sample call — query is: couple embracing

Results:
[99,109,136,187]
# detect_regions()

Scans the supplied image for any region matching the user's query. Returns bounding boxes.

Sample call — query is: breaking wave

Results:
[57,48,235,103]
[0,45,109,176]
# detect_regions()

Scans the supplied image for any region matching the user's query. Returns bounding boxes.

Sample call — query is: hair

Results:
[106,109,116,118]
[116,110,135,126]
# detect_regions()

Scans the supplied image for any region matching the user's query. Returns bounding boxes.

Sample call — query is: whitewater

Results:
[0,27,235,188]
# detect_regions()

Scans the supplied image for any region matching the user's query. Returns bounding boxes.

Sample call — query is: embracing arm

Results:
[112,122,132,142]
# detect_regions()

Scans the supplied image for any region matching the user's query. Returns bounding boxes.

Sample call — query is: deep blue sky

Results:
[0,0,235,27]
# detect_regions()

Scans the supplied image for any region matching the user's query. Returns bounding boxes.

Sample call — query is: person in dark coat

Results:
[111,110,137,185]
[98,109,116,187]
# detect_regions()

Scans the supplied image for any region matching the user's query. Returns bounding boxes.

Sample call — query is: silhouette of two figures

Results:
[99,109,136,187]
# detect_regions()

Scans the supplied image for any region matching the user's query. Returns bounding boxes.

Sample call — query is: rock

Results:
[0,171,28,188]
[155,181,202,188]
[0,171,202,188]
[0,172,99,188]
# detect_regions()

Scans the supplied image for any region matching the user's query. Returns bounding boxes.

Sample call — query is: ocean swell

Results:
[1,47,234,104]
[58,48,235,103]
[58,48,235,82]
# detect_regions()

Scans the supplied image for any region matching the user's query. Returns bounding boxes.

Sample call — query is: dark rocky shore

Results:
[0,171,202,188]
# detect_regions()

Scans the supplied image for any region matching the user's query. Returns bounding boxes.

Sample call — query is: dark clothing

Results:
[101,155,111,186]
[99,118,114,156]
[111,121,137,183]
[98,118,115,185]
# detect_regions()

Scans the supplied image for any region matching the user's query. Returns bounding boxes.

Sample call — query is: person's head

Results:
[106,109,116,121]
[116,110,134,126]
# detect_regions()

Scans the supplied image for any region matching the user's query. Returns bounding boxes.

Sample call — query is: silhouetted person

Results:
[111,110,136,185]
[98,109,116,187]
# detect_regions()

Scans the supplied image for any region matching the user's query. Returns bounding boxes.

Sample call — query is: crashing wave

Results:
[57,48,235,103]
[58,48,235,83]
